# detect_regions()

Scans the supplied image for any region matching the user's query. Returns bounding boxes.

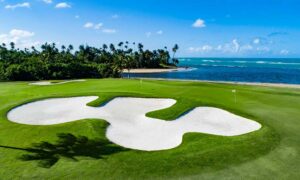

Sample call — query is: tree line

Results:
[0,42,179,81]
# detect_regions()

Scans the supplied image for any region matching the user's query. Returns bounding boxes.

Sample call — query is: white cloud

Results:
[0,29,40,48]
[202,45,213,51]
[84,22,94,29]
[83,22,115,33]
[215,39,240,53]
[5,2,30,10]
[102,29,117,34]
[84,22,104,30]
[94,23,103,30]
[192,19,206,28]
[188,45,213,53]
[43,0,52,4]
[75,15,80,19]
[256,47,270,52]
[201,45,213,51]
[10,29,34,37]
[188,39,273,55]
[215,40,240,53]
[240,44,253,51]
[280,49,289,55]
[253,38,260,44]
[232,39,240,52]
[157,30,163,35]
[55,2,71,9]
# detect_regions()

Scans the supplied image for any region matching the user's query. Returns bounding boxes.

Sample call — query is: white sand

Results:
[7,96,261,151]
[29,79,86,86]
[124,68,191,74]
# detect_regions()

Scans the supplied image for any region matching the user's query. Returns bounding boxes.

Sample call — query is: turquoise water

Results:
[125,58,300,84]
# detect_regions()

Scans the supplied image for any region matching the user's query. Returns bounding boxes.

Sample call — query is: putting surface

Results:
[0,79,299,179]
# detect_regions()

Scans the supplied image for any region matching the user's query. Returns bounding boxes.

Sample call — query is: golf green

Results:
[0,79,299,179]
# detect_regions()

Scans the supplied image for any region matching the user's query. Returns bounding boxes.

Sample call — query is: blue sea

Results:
[126,58,300,84]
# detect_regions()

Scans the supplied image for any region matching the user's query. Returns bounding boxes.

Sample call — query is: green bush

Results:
[0,62,6,81]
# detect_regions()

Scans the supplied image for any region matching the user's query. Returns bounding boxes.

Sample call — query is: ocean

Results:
[125,58,300,84]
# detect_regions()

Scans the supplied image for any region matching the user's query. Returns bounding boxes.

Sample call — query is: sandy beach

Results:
[123,68,188,73]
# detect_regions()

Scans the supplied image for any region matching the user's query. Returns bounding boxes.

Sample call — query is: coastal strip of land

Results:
[136,77,300,89]
[123,67,188,73]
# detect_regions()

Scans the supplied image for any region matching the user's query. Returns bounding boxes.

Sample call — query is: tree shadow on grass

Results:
[0,133,127,168]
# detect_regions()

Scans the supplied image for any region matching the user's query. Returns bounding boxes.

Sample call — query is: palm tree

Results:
[68,45,74,51]
[172,44,179,59]
[102,44,108,51]
[118,42,124,49]
[172,44,179,65]
[124,56,135,78]
[10,42,15,50]
[61,45,66,53]
[138,43,144,52]
[109,44,116,52]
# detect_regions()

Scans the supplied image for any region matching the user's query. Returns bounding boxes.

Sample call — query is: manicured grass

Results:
[0,79,299,179]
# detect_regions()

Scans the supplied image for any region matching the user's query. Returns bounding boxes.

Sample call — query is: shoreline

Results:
[134,77,300,89]
[123,67,189,74]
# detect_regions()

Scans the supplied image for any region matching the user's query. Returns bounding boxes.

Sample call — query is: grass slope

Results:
[0,79,299,179]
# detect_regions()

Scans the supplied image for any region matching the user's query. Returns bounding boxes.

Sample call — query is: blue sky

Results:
[0,0,299,57]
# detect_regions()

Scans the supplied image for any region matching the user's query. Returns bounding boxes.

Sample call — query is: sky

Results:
[0,0,300,57]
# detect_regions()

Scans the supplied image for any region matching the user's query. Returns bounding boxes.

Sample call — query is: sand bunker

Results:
[29,80,86,86]
[7,96,261,151]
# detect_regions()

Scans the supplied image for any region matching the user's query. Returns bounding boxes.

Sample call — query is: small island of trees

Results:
[0,42,179,81]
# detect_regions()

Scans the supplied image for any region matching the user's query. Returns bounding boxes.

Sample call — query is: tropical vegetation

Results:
[0,42,179,81]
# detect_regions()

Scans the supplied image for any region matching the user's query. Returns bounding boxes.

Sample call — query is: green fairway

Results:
[0,79,299,179]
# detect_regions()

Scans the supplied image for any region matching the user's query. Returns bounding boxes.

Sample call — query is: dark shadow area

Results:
[0,133,126,168]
